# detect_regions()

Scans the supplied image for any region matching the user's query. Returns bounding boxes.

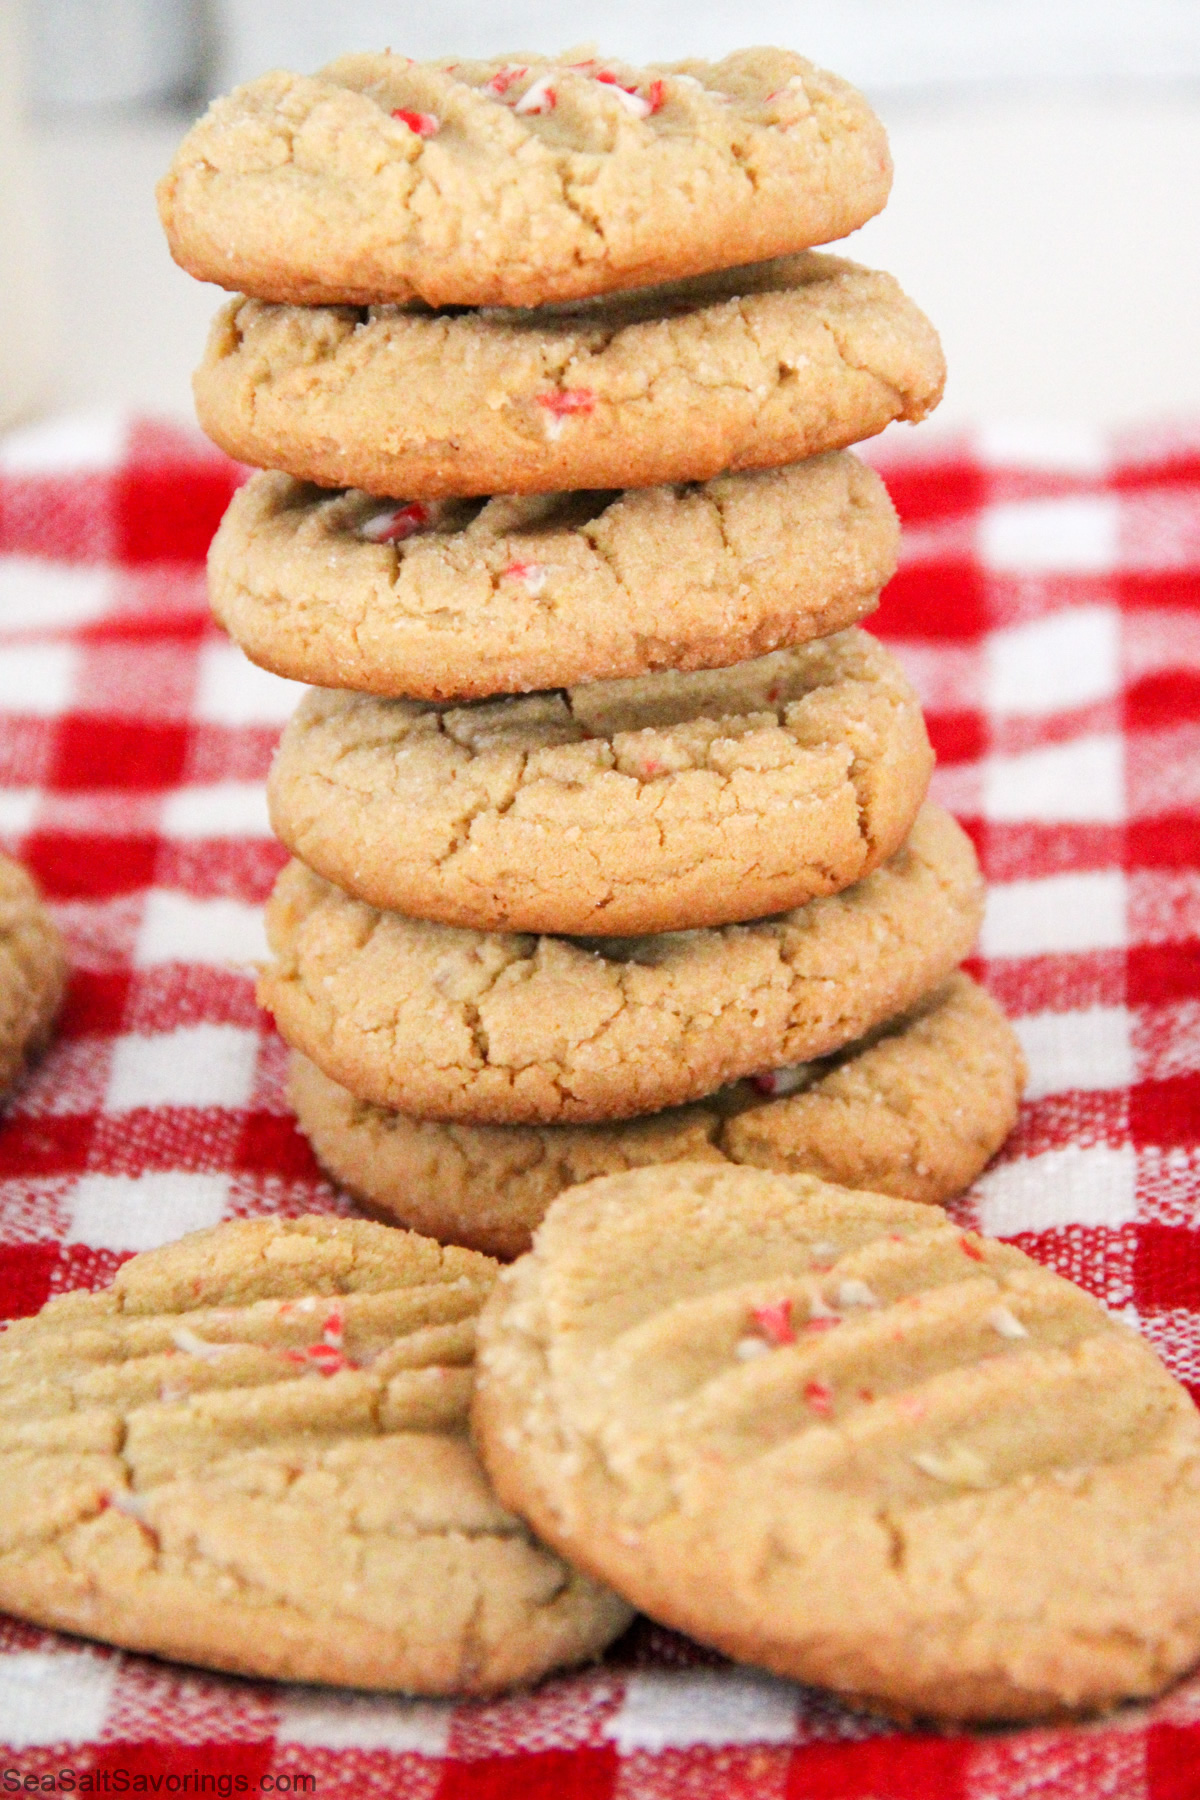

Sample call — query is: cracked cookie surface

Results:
[268,630,932,936]
[258,803,983,1126]
[473,1164,1200,1722]
[0,852,67,1099]
[194,253,944,498]
[289,973,1026,1259]
[0,1216,630,1691]
[160,49,891,309]
[209,452,898,700]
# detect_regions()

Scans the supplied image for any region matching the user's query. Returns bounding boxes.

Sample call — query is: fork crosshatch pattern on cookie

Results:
[0,412,1197,1789]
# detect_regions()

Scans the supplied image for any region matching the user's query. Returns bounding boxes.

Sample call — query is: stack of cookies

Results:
[157,46,1028,1261]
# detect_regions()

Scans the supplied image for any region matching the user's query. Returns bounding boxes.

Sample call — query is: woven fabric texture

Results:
[0,412,1197,1797]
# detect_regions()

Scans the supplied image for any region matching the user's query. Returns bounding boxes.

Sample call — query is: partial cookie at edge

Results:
[194,254,945,498]
[209,452,898,700]
[289,973,1026,1259]
[0,851,68,1099]
[258,804,984,1126]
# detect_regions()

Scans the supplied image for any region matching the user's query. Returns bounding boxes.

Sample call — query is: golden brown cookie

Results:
[289,974,1025,1259]
[194,254,944,498]
[209,452,898,700]
[0,1216,630,1691]
[0,852,67,1098]
[267,631,932,936]
[160,49,891,308]
[473,1165,1200,1722]
[258,804,983,1126]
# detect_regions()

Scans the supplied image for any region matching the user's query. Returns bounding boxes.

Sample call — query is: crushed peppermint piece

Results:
[766,74,809,104]
[734,1335,771,1361]
[751,1298,795,1347]
[596,74,654,118]
[360,501,432,543]
[514,74,557,114]
[501,560,547,594]
[751,1063,809,1097]
[804,1379,834,1418]
[807,1287,837,1321]
[803,1316,839,1334]
[837,1279,879,1309]
[536,387,596,439]
[172,1326,234,1360]
[484,65,527,95]
[912,1445,990,1488]
[105,1489,151,1522]
[278,1296,318,1318]
[321,1300,345,1349]
[986,1304,1028,1340]
[284,1342,357,1377]
[858,1387,875,1402]
[391,108,440,137]
[646,79,666,114]
[960,1234,986,1263]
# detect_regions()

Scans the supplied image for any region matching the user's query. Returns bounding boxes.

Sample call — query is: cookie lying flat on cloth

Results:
[289,973,1026,1259]
[473,1165,1200,1722]
[0,1216,630,1690]
[209,452,899,700]
[159,49,891,308]
[268,631,932,936]
[0,851,67,1098]
[259,803,983,1126]
[194,254,944,498]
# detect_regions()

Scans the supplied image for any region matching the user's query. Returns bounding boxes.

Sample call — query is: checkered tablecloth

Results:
[0,411,1198,1798]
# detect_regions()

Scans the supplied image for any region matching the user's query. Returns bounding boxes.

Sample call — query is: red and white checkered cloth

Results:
[0,411,1198,1798]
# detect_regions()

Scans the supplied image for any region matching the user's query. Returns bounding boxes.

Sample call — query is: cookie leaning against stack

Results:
[473,1165,1200,1721]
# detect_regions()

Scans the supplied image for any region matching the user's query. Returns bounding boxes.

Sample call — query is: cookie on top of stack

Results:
[158,47,1026,1261]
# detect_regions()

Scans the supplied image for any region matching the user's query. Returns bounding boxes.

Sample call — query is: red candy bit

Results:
[751,1298,795,1347]
[640,758,663,779]
[537,388,596,419]
[485,64,527,96]
[391,108,440,137]
[960,1234,986,1263]
[501,559,547,594]
[803,1316,839,1334]
[536,388,596,440]
[514,73,556,115]
[361,501,431,543]
[284,1342,356,1378]
[750,1063,807,1098]
[804,1380,834,1418]
[321,1300,345,1349]
[646,79,666,114]
[595,72,654,118]
[858,1387,875,1403]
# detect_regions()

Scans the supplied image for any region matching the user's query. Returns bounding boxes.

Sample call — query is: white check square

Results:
[106,1025,260,1112]
[975,1144,1137,1236]
[66,1171,232,1251]
[982,871,1127,958]
[136,890,267,967]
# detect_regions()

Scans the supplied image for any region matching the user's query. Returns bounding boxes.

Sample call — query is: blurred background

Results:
[3,0,1199,434]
